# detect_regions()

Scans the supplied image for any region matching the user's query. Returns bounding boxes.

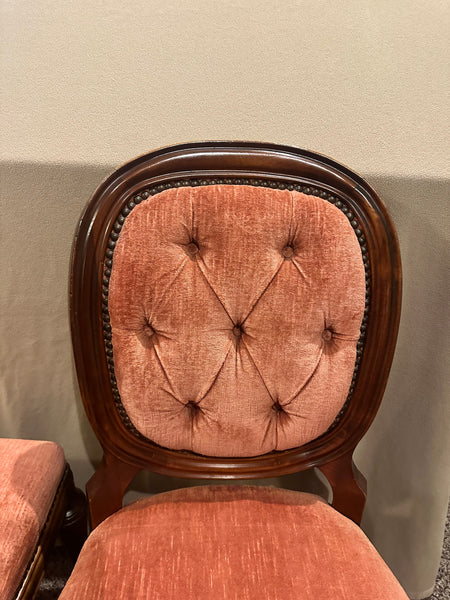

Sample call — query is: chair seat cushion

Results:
[0,438,65,600]
[60,485,408,600]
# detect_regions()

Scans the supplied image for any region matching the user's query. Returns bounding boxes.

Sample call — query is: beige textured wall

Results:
[1,2,449,599]
[2,1,449,177]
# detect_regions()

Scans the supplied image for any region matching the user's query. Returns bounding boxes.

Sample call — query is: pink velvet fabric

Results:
[0,438,65,600]
[60,485,408,599]
[109,185,366,456]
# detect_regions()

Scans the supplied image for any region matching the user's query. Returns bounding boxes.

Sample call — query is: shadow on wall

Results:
[356,175,450,596]
[0,161,111,485]
[1,161,449,597]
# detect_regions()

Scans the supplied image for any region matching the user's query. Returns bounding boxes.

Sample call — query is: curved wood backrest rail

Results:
[70,142,402,528]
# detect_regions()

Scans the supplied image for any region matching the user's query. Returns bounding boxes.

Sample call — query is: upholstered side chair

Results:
[0,438,86,600]
[62,142,407,599]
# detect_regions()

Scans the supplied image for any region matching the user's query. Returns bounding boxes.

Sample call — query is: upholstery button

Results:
[281,245,294,259]
[186,242,199,256]
[186,401,200,412]
[322,329,333,342]
[272,400,284,413]
[232,325,242,337]
[143,322,155,337]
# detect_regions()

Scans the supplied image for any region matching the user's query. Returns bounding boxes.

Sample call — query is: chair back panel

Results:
[108,184,366,456]
[71,142,401,483]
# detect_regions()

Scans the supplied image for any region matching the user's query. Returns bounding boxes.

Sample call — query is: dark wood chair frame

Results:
[70,141,402,530]
[13,465,86,600]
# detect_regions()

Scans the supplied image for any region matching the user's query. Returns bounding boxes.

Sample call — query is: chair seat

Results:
[0,438,66,600]
[60,485,408,600]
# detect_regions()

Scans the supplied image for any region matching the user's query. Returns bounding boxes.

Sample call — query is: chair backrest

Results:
[70,142,401,527]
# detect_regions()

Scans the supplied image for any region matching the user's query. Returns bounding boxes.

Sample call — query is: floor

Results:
[425,505,450,600]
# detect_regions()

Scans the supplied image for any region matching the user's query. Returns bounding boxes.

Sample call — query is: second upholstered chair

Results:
[61,142,407,599]
[0,438,86,600]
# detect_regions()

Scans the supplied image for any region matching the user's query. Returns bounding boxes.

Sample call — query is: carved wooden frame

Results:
[70,142,402,528]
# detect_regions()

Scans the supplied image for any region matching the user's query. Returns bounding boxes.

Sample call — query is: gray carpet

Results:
[37,507,450,599]
[36,545,73,599]
[425,505,450,600]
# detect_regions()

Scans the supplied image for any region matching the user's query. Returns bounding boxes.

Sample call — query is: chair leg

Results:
[61,467,88,560]
[86,452,140,529]
[317,450,367,525]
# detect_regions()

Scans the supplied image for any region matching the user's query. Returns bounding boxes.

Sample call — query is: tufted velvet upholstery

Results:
[59,485,408,600]
[0,438,65,600]
[109,185,366,456]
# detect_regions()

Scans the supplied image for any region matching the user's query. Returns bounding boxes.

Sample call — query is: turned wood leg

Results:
[86,452,140,530]
[61,467,88,560]
[317,450,367,525]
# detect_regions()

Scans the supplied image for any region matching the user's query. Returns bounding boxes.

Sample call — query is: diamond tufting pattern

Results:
[108,185,366,456]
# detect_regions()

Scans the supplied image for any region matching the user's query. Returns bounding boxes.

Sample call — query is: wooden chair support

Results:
[86,453,140,529]
[318,450,367,525]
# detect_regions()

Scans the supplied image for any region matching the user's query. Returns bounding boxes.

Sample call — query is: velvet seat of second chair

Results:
[0,438,65,600]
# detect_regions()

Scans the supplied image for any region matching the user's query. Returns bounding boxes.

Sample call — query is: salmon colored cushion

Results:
[108,185,366,456]
[60,485,408,600]
[0,438,65,600]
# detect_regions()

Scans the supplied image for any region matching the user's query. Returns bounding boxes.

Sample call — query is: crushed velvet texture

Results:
[60,485,408,600]
[0,438,65,600]
[109,185,366,456]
